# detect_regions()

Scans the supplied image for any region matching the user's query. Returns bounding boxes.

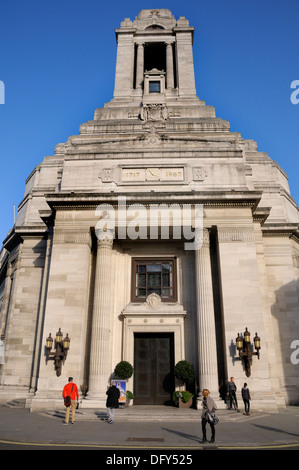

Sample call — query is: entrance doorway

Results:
[134,333,174,405]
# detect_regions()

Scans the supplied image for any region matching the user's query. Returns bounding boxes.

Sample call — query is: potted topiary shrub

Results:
[173,360,195,408]
[174,360,194,385]
[114,361,134,380]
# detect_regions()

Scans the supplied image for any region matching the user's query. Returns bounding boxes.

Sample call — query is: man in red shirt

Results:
[62,377,79,425]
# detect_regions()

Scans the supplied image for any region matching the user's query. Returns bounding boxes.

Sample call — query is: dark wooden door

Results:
[134,333,174,405]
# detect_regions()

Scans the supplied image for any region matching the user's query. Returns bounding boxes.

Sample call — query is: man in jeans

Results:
[62,377,79,424]
[227,377,240,412]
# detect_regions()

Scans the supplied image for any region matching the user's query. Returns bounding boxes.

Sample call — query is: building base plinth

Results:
[81,395,107,409]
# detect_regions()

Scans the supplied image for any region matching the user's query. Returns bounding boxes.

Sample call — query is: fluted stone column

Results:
[87,236,114,405]
[195,228,219,397]
[136,43,144,90]
[166,42,174,89]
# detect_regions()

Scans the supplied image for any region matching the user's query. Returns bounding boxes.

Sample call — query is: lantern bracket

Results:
[235,328,261,377]
[45,328,70,377]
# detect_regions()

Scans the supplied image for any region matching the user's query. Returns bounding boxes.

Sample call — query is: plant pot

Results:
[179,397,192,408]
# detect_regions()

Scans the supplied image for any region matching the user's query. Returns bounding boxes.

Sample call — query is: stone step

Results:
[42,406,256,423]
[3,399,27,408]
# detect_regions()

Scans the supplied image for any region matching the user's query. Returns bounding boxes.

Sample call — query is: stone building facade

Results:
[0,9,298,412]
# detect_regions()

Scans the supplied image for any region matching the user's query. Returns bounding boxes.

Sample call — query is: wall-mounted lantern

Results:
[236,327,261,377]
[45,328,70,377]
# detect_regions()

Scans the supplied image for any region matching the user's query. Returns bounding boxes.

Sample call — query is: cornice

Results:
[261,223,299,241]
[44,190,262,211]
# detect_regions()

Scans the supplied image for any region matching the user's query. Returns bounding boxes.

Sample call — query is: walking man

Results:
[106,382,120,424]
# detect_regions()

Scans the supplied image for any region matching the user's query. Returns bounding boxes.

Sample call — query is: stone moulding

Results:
[44,189,262,206]
[217,227,255,243]
[261,223,299,240]
[121,295,186,317]
[53,231,92,246]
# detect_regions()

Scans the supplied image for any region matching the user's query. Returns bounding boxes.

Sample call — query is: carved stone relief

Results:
[192,167,208,182]
[146,292,162,309]
[140,104,168,122]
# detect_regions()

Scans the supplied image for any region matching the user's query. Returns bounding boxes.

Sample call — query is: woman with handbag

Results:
[62,377,79,425]
[201,389,218,443]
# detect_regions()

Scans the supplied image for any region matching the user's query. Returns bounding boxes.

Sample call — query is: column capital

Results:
[196,227,210,249]
[96,235,113,249]
[202,227,210,247]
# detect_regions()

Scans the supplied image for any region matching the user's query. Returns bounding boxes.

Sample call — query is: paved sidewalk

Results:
[0,404,298,451]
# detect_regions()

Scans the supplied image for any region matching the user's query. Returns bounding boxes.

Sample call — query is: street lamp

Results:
[45,328,71,376]
[236,327,261,377]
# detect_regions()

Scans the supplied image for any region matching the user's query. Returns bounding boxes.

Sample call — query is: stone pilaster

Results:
[113,31,135,99]
[217,225,278,411]
[175,25,197,98]
[195,228,219,398]
[136,43,144,90]
[86,236,114,406]
[30,227,92,411]
[166,42,174,89]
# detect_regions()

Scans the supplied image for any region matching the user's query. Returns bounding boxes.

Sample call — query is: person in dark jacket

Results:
[227,377,240,412]
[241,382,251,415]
[106,383,120,424]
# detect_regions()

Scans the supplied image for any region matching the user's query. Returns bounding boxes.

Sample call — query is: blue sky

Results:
[0,0,298,244]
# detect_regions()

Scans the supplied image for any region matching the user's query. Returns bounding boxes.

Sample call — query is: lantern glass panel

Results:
[254,334,261,350]
[63,335,70,350]
[56,329,63,343]
[244,329,250,343]
[236,335,243,350]
[46,335,53,349]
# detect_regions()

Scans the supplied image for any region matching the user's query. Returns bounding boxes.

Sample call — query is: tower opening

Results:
[144,42,166,73]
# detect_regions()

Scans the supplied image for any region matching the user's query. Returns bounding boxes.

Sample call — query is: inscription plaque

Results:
[121,167,184,183]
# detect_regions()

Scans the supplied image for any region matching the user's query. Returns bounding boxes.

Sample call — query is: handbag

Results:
[208,411,219,425]
[64,384,74,407]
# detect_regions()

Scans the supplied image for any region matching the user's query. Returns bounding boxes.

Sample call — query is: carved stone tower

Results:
[113,9,197,104]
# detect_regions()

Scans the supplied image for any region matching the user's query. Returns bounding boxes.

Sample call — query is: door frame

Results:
[121,302,186,400]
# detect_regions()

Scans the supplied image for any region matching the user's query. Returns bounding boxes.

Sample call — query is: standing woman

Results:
[201,389,217,443]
